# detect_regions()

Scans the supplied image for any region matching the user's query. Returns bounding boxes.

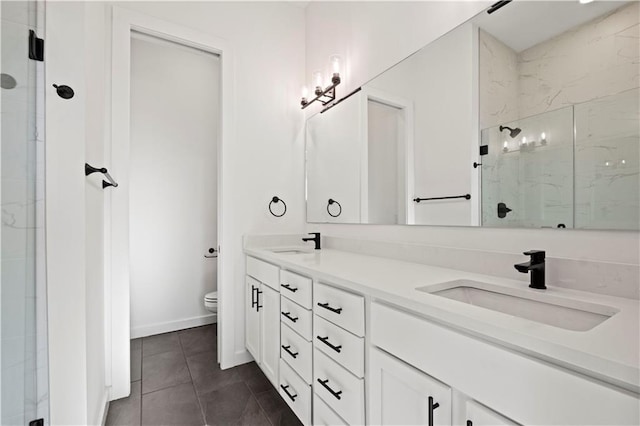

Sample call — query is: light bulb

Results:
[503,141,509,152]
[540,132,547,145]
[579,0,594,4]
[605,161,611,167]
[313,71,323,89]
[621,159,626,165]
[330,55,341,74]
[521,136,527,145]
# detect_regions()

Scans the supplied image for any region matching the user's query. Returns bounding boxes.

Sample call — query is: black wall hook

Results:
[327,198,342,217]
[269,196,287,217]
[85,163,118,189]
[53,84,74,99]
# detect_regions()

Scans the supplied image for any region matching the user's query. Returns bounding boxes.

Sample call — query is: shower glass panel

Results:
[481,107,574,228]
[574,88,640,230]
[1,1,49,425]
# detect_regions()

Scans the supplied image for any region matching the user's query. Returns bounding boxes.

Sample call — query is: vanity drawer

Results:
[280,296,312,340]
[314,348,365,426]
[246,256,279,290]
[280,270,312,309]
[314,282,365,337]
[314,393,348,426]
[314,315,364,378]
[281,323,312,384]
[279,359,311,425]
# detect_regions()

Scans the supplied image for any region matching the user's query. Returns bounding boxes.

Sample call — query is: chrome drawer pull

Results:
[280,384,298,401]
[317,335,342,353]
[281,345,299,359]
[282,283,298,293]
[281,311,299,323]
[317,378,342,400]
[317,302,342,314]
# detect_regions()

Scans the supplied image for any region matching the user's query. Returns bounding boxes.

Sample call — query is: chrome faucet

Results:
[302,232,321,250]
[514,250,546,289]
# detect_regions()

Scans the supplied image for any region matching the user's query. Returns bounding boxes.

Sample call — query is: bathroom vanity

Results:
[244,242,639,425]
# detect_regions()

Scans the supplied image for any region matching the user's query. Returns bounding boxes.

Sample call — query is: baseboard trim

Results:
[131,314,217,339]
[98,389,110,426]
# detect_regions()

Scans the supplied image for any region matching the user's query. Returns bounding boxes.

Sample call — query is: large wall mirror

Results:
[305,1,639,230]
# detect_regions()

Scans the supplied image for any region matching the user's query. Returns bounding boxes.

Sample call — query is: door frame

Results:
[358,87,415,224]
[108,6,233,400]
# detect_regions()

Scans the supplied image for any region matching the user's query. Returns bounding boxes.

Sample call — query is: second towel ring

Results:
[327,198,342,218]
[269,196,287,217]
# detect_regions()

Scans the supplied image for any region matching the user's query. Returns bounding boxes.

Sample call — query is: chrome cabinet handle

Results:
[317,378,342,400]
[317,335,342,353]
[317,302,342,314]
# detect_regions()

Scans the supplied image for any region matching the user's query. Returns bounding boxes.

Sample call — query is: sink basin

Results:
[417,279,618,331]
[269,248,313,255]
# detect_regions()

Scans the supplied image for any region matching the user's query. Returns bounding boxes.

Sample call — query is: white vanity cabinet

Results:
[369,347,452,426]
[245,257,280,387]
[279,269,314,424]
[313,282,366,425]
[370,302,640,426]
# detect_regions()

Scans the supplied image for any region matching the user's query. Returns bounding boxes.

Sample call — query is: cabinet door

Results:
[465,400,519,426]
[246,276,261,363]
[369,347,452,426]
[260,284,280,386]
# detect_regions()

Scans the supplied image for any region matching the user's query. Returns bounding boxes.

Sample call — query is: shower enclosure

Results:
[1,1,49,425]
[481,88,640,230]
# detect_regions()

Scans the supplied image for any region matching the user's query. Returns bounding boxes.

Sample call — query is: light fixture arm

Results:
[301,74,341,109]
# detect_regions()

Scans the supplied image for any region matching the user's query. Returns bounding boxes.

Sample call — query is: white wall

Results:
[365,22,477,226]
[45,0,306,422]
[84,2,109,424]
[304,1,640,266]
[129,34,219,337]
[45,3,90,425]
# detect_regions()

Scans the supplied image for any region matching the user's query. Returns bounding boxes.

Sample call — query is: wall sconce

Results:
[502,131,549,154]
[301,55,342,109]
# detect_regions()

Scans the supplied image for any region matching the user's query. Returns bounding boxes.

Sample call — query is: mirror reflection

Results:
[305,1,639,230]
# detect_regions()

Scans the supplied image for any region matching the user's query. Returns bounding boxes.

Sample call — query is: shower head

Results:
[1,73,17,90]
[499,125,521,138]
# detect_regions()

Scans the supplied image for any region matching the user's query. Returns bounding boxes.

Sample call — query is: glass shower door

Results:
[1,1,48,425]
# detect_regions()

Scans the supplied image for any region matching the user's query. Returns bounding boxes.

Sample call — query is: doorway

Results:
[109,8,231,400]
[129,32,219,339]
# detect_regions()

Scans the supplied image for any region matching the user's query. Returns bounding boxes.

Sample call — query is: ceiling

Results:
[475,0,630,52]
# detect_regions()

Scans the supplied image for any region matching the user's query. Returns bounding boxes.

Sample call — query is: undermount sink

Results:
[417,279,619,332]
[269,248,313,255]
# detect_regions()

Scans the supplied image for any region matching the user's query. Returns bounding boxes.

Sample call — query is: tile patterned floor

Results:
[105,325,303,426]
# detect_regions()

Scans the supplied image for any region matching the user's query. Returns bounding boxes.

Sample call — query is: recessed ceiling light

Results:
[579,0,594,4]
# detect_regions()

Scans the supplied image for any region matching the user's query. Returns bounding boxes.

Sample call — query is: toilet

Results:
[204,291,218,316]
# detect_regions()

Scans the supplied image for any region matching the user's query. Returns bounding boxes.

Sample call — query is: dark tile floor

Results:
[105,325,303,426]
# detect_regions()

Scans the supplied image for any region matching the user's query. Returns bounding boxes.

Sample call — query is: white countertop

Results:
[244,246,640,394]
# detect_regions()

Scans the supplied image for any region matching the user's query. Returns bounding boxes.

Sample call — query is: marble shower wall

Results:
[574,88,640,230]
[1,1,48,424]
[479,1,639,230]
[480,1,639,128]
[481,107,574,228]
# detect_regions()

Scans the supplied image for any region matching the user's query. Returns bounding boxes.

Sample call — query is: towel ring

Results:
[269,196,287,217]
[327,198,342,218]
